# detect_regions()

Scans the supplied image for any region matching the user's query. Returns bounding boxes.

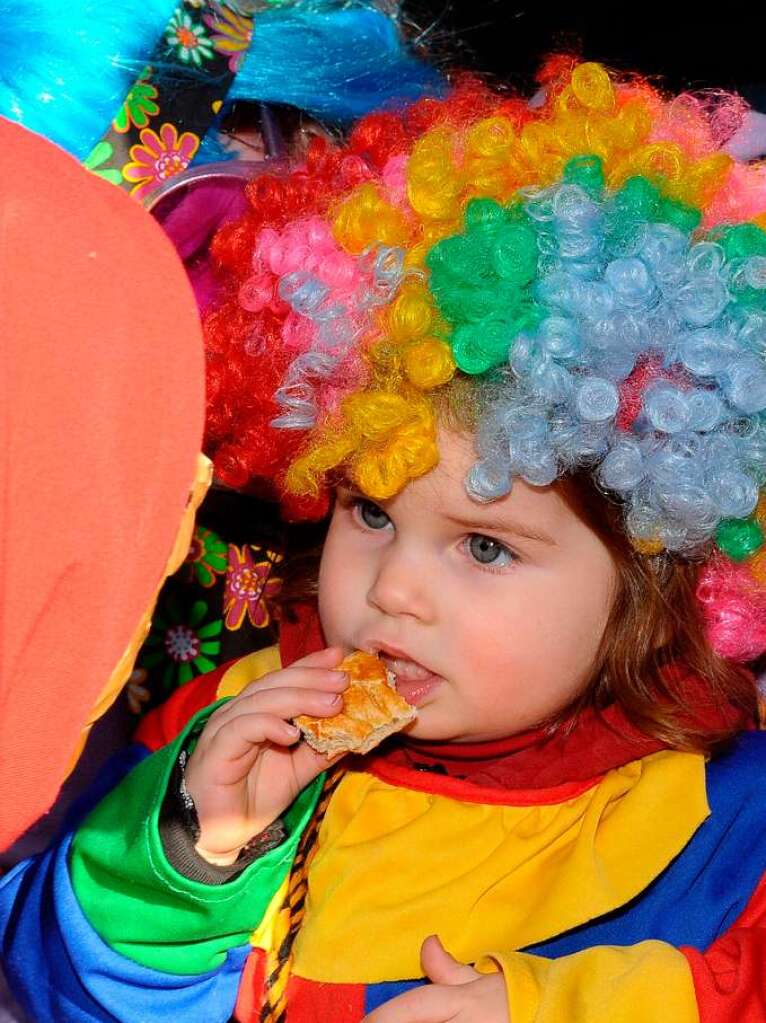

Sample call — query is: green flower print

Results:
[140,597,222,691]
[165,9,215,67]
[83,142,122,186]
[113,78,160,134]
[185,526,229,587]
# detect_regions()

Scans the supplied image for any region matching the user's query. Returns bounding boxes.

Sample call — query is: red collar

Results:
[279,601,747,791]
[373,708,665,791]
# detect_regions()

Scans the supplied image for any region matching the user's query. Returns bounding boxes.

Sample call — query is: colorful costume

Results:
[6,57,766,1023]
[2,609,766,1022]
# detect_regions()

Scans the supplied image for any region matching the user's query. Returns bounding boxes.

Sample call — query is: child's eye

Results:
[465,534,515,569]
[354,499,392,531]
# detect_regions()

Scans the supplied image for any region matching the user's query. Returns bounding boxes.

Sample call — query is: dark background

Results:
[403,2,766,107]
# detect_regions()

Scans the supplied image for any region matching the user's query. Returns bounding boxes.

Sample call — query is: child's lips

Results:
[377,653,443,706]
[393,674,442,706]
[381,655,434,682]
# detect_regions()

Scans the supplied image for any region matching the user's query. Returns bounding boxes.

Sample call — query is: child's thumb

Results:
[420,935,480,986]
[291,740,347,790]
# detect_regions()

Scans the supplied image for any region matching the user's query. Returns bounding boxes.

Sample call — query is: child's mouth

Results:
[378,654,443,706]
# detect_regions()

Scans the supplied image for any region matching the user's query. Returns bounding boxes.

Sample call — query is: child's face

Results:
[318,428,618,743]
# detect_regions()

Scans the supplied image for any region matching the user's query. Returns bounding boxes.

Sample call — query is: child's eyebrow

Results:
[442,513,557,546]
[338,483,557,546]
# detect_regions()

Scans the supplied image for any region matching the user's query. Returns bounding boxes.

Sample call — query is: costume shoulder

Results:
[705,729,766,811]
[135,645,281,752]
[529,729,766,958]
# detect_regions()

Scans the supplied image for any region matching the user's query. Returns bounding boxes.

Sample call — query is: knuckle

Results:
[241,670,277,695]
[205,704,229,727]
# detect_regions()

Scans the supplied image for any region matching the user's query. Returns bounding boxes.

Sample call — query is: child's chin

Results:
[401,708,457,742]
[398,713,434,741]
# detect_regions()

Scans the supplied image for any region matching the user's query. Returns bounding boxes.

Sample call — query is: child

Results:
[5,59,766,1023]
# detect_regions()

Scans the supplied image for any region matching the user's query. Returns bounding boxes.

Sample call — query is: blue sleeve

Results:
[0,830,250,1023]
[0,744,248,1023]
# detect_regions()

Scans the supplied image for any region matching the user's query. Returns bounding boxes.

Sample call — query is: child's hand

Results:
[361,936,510,1023]
[183,647,348,864]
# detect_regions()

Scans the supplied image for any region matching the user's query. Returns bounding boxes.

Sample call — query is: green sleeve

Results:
[69,703,323,976]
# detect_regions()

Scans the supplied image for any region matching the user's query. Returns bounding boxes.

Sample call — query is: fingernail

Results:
[322,692,342,706]
[284,723,301,739]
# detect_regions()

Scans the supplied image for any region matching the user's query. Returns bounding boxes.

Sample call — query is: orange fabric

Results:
[0,117,205,850]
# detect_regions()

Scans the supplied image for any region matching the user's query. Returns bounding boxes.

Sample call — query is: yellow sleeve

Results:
[476,941,699,1023]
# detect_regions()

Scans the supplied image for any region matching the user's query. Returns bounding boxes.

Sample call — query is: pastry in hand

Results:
[295,651,416,756]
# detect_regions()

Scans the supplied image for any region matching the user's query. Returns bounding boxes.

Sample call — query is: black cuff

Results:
[159,746,286,885]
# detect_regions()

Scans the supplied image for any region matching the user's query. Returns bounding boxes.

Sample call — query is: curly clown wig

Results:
[202,59,766,663]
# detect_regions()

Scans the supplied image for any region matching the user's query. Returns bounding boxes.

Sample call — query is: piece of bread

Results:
[295,651,416,756]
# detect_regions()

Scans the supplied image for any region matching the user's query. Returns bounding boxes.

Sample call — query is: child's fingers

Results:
[206,672,347,732]
[238,647,346,696]
[187,713,301,783]
[244,664,349,697]
[229,665,348,714]
[236,684,344,721]
[421,936,479,986]
[228,713,302,751]
[288,646,346,669]
[203,688,342,751]
[289,740,349,790]
[361,983,459,1023]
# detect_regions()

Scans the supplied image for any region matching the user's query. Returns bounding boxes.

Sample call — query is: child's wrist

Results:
[193,841,242,867]
[194,819,287,865]
[164,744,288,876]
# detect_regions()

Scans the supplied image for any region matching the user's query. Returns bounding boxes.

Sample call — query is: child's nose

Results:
[366,545,434,622]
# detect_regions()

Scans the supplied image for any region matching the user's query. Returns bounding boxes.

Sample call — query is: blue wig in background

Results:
[0,0,443,162]
[230,4,443,120]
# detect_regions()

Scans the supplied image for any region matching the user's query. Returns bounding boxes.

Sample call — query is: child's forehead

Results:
[387,428,576,535]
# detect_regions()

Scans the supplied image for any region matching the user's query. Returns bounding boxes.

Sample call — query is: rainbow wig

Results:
[0,0,442,160]
[200,60,766,660]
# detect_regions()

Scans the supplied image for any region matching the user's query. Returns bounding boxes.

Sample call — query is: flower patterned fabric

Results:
[85,0,259,201]
[135,487,286,713]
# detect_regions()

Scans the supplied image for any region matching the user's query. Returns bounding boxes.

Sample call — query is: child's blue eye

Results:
[466,534,514,567]
[357,500,391,530]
